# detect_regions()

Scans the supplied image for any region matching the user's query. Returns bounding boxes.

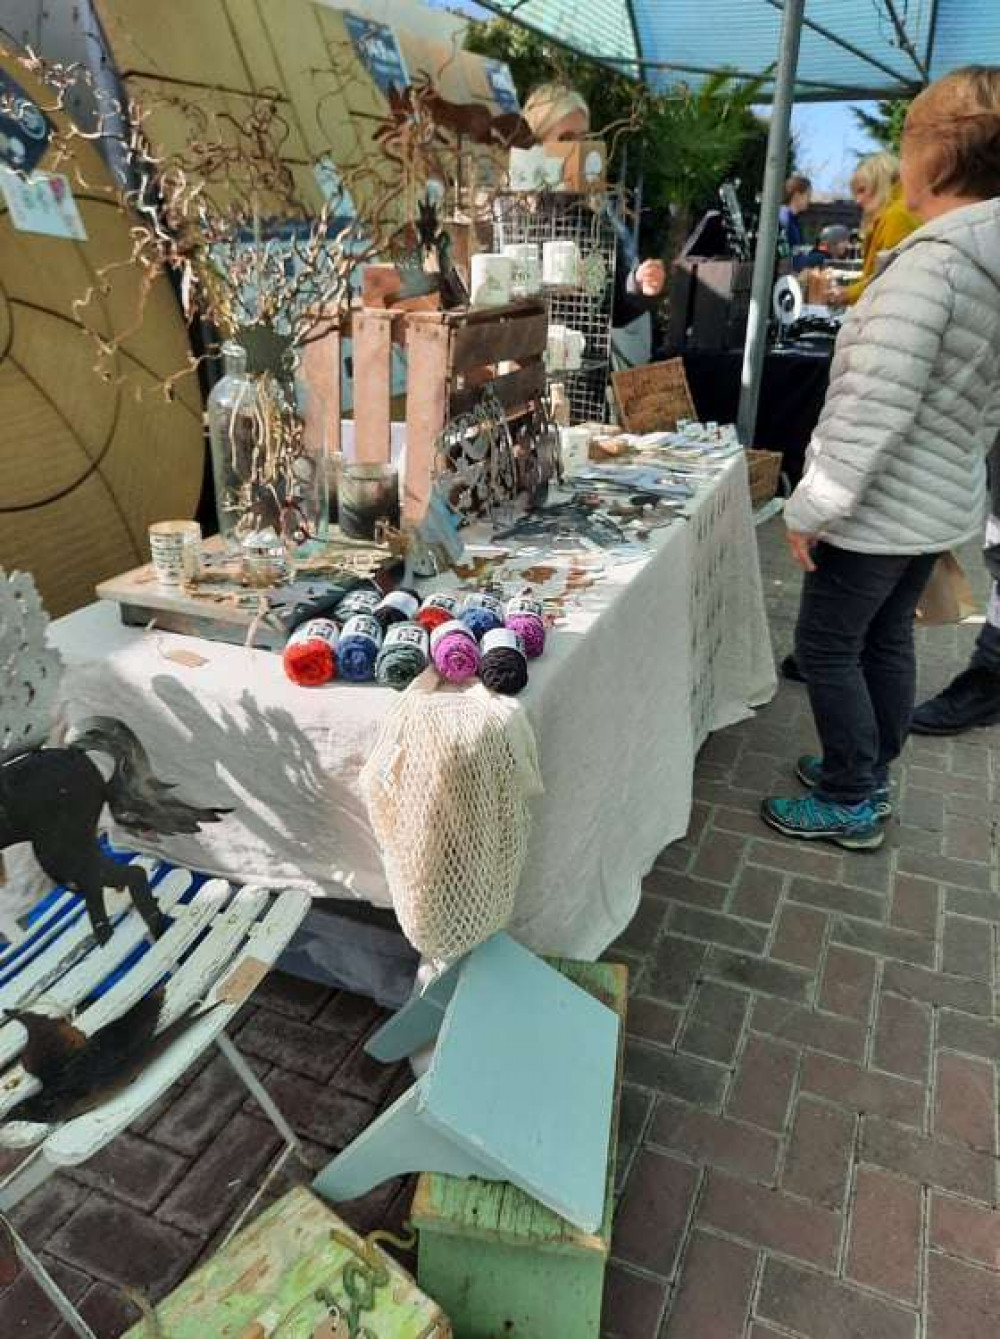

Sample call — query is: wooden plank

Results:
[449,363,545,419]
[452,309,549,373]
[403,322,451,527]
[300,315,343,457]
[411,959,626,1253]
[352,310,394,464]
[39,890,310,1166]
[0,880,235,1121]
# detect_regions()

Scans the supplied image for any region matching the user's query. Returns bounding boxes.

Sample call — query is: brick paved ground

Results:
[605,522,1000,1339]
[1,518,997,1337]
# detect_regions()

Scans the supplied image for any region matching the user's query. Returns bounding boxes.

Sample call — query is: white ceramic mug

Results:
[559,426,592,477]
[470,253,514,308]
[546,324,569,371]
[542,240,580,288]
[149,520,201,587]
[501,243,542,298]
[564,328,586,371]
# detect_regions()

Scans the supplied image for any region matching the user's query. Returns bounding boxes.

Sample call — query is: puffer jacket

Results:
[784,198,1000,554]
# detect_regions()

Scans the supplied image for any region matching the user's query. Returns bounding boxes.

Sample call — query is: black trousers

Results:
[795,543,937,804]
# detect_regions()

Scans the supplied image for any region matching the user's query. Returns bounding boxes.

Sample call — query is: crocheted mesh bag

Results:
[360,670,543,962]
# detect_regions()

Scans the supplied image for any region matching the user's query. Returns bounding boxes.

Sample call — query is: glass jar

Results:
[207,341,328,555]
[338,463,400,540]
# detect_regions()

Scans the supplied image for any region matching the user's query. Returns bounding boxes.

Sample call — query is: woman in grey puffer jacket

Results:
[762,66,1000,851]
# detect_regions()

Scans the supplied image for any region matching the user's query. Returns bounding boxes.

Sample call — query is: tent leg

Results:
[736,0,806,446]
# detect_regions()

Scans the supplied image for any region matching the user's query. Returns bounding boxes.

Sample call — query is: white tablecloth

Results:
[49,456,775,959]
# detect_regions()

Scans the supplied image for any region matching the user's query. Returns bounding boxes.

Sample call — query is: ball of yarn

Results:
[460,593,505,642]
[505,612,546,659]
[338,614,383,683]
[374,588,420,632]
[431,620,481,683]
[416,593,460,633]
[334,587,381,622]
[480,628,529,696]
[282,619,338,687]
[376,622,430,690]
[417,605,455,633]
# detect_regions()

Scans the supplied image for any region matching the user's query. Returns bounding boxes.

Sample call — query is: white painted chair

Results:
[0,854,310,1339]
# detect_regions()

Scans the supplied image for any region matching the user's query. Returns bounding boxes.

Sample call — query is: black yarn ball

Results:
[480,646,529,696]
[374,587,421,632]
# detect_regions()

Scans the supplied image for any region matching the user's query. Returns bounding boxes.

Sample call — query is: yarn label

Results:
[337,589,380,617]
[482,628,525,657]
[430,619,476,651]
[385,623,429,651]
[506,595,544,619]
[378,590,419,618]
[422,593,459,614]
[341,614,383,648]
[288,618,339,649]
[462,592,504,618]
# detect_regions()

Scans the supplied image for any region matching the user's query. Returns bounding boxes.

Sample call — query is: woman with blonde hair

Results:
[829,150,920,305]
[762,66,1000,849]
[520,82,665,365]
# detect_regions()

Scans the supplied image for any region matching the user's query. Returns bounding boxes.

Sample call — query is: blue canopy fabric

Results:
[478,0,1000,100]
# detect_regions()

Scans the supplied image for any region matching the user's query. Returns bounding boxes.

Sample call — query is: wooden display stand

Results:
[352,301,548,525]
[410,959,627,1339]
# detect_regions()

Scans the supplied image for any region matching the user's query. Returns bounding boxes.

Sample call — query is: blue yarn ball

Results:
[338,636,379,682]
[461,606,504,641]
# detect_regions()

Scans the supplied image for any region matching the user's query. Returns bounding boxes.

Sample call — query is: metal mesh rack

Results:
[492,192,619,424]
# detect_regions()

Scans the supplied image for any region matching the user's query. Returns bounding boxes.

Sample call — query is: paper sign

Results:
[344,14,409,100]
[0,169,86,241]
[0,70,51,173]
[486,61,519,113]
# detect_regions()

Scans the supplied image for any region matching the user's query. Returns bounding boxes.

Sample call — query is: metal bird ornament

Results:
[0,569,230,945]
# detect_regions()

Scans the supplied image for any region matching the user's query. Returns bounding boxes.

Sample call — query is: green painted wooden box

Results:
[123,1186,451,1338]
[410,959,627,1339]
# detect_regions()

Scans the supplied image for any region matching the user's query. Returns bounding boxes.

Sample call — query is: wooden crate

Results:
[611,357,697,433]
[411,959,627,1339]
[352,301,548,525]
[747,448,784,507]
[123,1186,451,1337]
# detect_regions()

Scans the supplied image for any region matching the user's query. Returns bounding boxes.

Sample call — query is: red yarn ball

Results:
[416,606,454,633]
[283,639,335,687]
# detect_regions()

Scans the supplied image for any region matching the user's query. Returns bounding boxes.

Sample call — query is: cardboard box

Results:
[546,139,607,192]
[509,140,607,193]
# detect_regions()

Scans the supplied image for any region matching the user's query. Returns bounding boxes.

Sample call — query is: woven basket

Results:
[746,449,783,507]
[611,358,696,432]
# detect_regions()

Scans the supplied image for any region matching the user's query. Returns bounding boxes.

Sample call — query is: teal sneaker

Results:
[795,754,892,821]
[761,793,885,850]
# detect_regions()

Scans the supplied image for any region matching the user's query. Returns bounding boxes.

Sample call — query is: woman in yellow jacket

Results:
[829,151,921,307]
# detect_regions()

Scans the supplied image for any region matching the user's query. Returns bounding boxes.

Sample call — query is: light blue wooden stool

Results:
[312,933,620,1233]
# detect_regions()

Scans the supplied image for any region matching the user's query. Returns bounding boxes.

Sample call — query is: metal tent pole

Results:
[736,0,805,446]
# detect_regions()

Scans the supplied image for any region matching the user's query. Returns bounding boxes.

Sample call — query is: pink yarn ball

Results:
[431,629,482,682]
[505,612,546,658]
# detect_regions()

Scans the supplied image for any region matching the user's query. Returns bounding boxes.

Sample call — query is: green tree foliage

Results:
[851,99,910,152]
[465,18,772,254]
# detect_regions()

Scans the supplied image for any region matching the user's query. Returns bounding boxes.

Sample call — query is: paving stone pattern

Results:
[604,525,1000,1339]
[2,522,998,1337]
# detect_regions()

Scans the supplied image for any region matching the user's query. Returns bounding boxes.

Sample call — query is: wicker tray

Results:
[610,358,697,433]
[746,449,783,507]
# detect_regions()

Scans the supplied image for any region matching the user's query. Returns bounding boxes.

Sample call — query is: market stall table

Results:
[48,454,775,961]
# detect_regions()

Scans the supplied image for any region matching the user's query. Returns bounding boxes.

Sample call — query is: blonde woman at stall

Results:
[829,150,920,306]
[762,66,1000,850]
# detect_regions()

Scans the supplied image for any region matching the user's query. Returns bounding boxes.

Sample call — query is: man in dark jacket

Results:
[912,437,1000,734]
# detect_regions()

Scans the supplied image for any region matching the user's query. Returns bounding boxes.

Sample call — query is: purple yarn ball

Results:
[505,612,546,658]
[432,630,481,682]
